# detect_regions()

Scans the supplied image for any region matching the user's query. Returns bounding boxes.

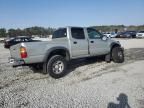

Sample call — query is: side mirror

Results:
[102,35,108,41]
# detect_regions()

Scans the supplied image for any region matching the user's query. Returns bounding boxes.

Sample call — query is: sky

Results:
[0,0,144,29]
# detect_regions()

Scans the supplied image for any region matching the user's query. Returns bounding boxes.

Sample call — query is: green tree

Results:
[8,29,17,37]
[23,26,55,37]
[15,28,24,36]
[0,28,6,37]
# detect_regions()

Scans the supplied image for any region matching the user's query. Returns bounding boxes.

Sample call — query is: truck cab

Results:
[52,27,110,58]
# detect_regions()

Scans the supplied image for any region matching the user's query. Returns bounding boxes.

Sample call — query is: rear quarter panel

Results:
[21,38,69,64]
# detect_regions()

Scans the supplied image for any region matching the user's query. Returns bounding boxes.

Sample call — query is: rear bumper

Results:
[9,57,25,67]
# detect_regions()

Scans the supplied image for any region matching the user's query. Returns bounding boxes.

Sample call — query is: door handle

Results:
[73,41,77,44]
[90,41,94,43]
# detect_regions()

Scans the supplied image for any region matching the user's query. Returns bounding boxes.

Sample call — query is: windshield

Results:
[139,31,144,33]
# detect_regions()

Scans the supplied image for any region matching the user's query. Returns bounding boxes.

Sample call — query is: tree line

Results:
[0,25,144,37]
[92,25,144,33]
[0,26,55,38]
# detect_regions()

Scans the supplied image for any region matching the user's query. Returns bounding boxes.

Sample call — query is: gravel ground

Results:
[0,39,144,108]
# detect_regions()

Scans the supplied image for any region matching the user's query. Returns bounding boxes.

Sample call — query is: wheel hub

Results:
[52,61,64,74]
[118,51,123,58]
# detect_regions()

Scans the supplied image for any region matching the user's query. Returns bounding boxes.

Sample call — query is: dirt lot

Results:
[0,39,144,108]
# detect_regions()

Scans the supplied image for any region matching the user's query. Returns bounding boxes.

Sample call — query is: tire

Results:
[132,35,136,38]
[111,47,124,63]
[44,55,67,79]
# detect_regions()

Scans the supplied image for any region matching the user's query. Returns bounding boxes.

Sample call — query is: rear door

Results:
[69,27,89,57]
[87,28,109,55]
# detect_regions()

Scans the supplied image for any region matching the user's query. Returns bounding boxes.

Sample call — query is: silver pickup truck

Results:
[9,27,124,78]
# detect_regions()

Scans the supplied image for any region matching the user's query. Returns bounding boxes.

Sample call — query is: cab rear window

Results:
[53,28,67,39]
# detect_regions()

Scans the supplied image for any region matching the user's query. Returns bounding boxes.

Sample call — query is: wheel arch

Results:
[43,47,70,63]
[110,42,121,54]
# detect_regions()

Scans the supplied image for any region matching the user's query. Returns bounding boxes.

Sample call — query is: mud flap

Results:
[105,53,111,63]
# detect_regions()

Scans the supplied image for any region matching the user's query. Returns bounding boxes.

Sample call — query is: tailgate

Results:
[10,43,22,59]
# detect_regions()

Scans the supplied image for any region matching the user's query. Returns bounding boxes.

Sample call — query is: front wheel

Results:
[111,47,124,63]
[44,55,67,79]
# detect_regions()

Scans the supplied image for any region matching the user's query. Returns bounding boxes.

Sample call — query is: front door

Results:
[87,28,109,56]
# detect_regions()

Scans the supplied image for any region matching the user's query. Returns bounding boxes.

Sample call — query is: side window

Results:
[14,38,21,42]
[71,28,85,39]
[20,38,23,42]
[53,28,67,39]
[87,28,102,39]
[24,38,31,41]
[24,38,28,41]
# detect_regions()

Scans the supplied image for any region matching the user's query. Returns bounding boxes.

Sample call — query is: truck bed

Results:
[10,38,69,65]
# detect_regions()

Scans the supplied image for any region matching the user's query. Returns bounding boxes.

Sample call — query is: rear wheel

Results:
[111,47,124,63]
[43,55,67,79]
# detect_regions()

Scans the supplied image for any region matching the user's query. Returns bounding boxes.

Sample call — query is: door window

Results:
[71,28,85,39]
[87,28,103,39]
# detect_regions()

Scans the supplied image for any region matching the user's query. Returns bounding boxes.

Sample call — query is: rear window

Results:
[52,28,67,39]
[129,31,136,33]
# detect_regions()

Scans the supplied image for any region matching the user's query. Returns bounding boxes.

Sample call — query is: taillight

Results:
[20,47,27,58]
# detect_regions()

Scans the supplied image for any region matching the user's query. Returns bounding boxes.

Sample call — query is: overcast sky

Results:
[0,0,144,29]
